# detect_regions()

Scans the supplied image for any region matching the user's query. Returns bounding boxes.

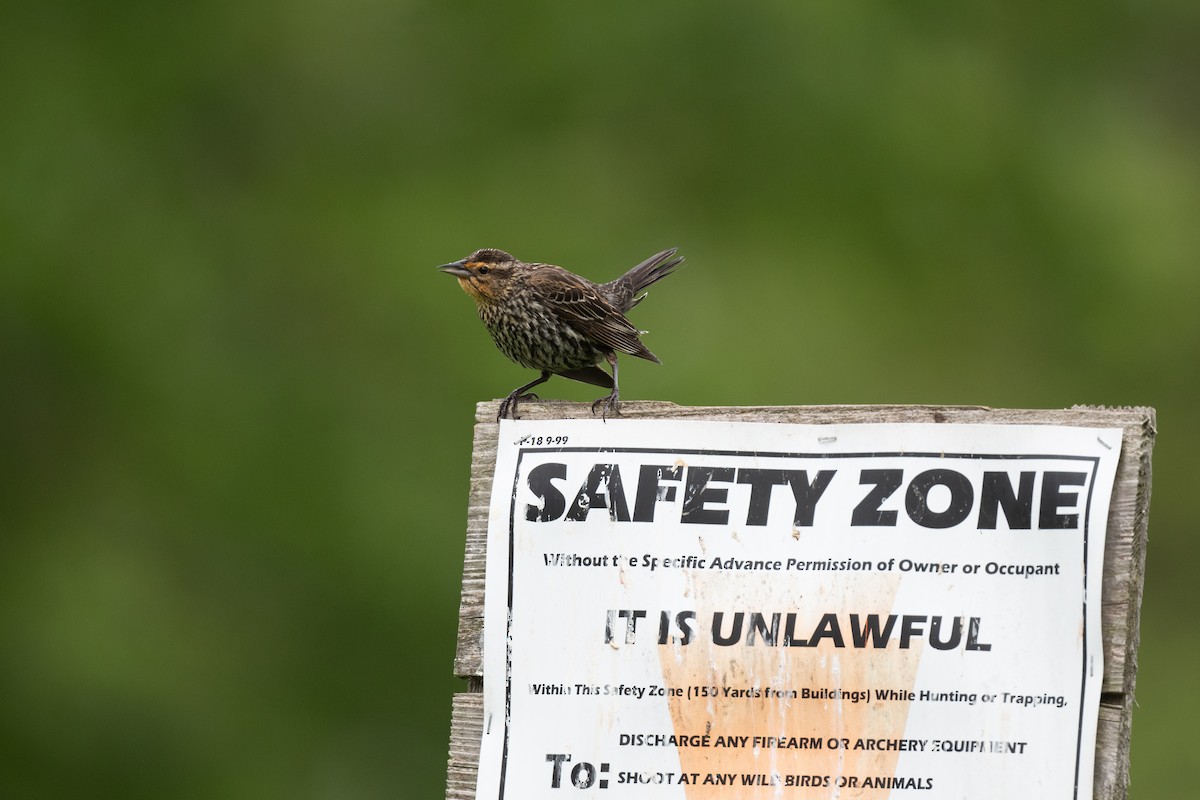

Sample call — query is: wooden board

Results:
[447,403,1155,800]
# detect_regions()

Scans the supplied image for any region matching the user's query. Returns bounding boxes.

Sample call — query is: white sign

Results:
[475,420,1120,799]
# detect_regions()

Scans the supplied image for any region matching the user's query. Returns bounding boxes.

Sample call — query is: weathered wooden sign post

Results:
[446,403,1154,800]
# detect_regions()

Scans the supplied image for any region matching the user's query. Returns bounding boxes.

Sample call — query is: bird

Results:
[438,247,683,420]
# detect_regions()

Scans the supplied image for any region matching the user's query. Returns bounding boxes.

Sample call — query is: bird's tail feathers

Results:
[606,248,684,311]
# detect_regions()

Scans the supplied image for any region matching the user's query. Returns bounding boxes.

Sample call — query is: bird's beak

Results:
[437,260,471,279]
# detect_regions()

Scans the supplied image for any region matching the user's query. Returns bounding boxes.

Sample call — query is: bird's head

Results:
[437,248,519,305]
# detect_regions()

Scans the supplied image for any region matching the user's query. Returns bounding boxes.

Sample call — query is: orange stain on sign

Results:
[657,575,922,799]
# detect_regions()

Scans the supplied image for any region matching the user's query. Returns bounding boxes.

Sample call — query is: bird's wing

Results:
[533,266,660,362]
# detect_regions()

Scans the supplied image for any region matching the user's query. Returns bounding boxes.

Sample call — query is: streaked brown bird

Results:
[438,247,683,420]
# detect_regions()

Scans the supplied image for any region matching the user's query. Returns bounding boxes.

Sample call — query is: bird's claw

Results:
[498,394,519,421]
[591,391,621,422]
[498,392,542,421]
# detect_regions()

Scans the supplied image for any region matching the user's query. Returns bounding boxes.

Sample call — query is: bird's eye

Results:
[477,266,490,275]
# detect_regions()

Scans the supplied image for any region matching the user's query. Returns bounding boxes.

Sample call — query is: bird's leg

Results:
[499,371,552,420]
[591,353,621,421]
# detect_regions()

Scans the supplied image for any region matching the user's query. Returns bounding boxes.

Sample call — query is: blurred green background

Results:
[2,2,1195,797]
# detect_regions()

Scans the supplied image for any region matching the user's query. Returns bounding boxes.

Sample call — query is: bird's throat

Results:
[459,277,495,306]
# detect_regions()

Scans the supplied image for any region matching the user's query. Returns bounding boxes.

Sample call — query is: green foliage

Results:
[2,2,1195,796]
